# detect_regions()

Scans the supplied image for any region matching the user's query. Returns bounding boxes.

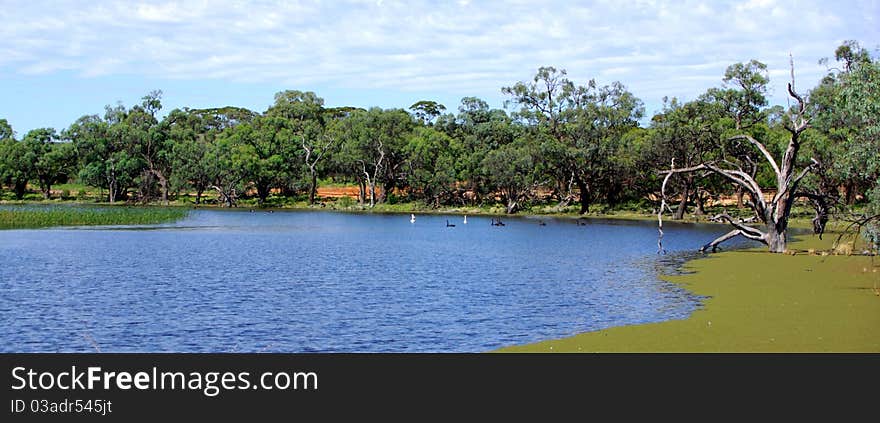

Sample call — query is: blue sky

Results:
[1,0,877,135]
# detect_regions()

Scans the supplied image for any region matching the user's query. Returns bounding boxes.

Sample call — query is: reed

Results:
[0,206,189,229]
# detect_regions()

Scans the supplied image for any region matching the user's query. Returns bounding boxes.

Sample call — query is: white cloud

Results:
[0,0,876,110]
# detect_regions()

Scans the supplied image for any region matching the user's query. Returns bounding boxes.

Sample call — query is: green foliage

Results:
[1,40,876,227]
[409,100,446,125]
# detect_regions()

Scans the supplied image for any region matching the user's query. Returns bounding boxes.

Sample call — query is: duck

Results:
[446,220,455,227]
[410,214,416,223]
[539,220,547,226]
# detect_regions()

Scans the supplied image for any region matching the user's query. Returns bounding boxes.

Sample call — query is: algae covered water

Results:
[0,209,755,352]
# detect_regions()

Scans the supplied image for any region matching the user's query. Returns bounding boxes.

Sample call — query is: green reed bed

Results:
[0,206,189,229]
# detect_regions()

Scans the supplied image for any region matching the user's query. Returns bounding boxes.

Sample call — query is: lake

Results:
[0,209,754,352]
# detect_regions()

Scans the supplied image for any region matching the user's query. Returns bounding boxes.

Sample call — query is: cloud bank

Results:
[1,0,877,115]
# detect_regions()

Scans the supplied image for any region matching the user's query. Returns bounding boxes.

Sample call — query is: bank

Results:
[498,234,880,352]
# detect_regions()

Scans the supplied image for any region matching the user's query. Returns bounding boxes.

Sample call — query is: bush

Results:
[61,189,71,199]
[336,196,355,208]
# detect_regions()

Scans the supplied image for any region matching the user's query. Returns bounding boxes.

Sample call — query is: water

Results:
[0,209,757,352]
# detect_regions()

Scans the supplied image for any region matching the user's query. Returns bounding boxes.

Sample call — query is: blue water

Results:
[0,210,754,352]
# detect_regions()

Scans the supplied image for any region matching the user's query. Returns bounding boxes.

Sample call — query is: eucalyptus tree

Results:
[649,97,724,220]
[23,128,75,199]
[0,125,34,199]
[661,63,819,253]
[0,119,12,140]
[503,67,643,213]
[409,100,446,125]
[562,80,643,211]
[813,41,880,247]
[266,90,335,204]
[703,61,771,208]
[222,116,289,206]
[435,97,519,205]
[166,107,256,204]
[404,126,461,206]
[0,119,11,196]
[128,91,173,203]
[66,106,142,203]
[481,134,542,214]
[204,131,251,208]
[334,108,413,207]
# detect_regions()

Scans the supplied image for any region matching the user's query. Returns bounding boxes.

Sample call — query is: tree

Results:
[435,97,516,206]
[650,97,724,219]
[266,90,335,204]
[220,117,289,206]
[816,41,880,249]
[0,119,13,141]
[166,107,255,204]
[66,107,142,203]
[23,128,74,199]
[504,67,643,213]
[482,135,542,214]
[206,131,252,207]
[409,100,446,125]
[0,127,35,199]
[704,61,771,208]
[562,80,643,212]
[661,63,816,253]
[404,126,460,206]
[333,108,413,207]
[132,91,173,204]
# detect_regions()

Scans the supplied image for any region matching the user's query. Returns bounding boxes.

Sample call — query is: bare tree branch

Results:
[712,213,767,239]
[700,229,744,253]
[729,134,781,176]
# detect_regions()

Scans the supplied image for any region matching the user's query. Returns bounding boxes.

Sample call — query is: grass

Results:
[498,234,880,352]
[0,205,190,229]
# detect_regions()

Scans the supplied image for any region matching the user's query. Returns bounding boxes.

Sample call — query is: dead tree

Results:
[660,66,818,253]
[302,133,336,205]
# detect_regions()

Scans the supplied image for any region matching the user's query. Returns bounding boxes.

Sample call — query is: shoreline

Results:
[496,233,880,352]
[0,199,760,227]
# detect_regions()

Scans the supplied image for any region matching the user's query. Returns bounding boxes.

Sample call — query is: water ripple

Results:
[0,210,759,352]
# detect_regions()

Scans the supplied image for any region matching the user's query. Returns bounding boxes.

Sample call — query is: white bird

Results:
[410,214,416,223]
[463,215,468,224]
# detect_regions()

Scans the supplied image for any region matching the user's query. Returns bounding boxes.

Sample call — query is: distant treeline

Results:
[0,41,877,227]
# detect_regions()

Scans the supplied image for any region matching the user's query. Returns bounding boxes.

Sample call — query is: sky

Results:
[0,0,877,135]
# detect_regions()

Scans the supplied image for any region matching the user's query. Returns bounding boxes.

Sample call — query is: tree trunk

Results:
[13,180,26,200]
[367,181,376,208]
[156,172,169,205]
[606,181,621,208]
[673,179,690,220]
[735,187,744,209]
[379,181,393,204]
[108,179,117,203]
[195,189,203,205]
[844,181,856,205]
[766,226,786,253]
[575,177,590,214]
[694,188,706,216]
[256,183,270,207]
[506,198,518,214]
[40,182,51,199]
[358,179,366,206]
[308,170,318,205]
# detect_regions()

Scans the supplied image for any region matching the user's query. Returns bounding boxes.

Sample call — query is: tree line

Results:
[0,41,877,250]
